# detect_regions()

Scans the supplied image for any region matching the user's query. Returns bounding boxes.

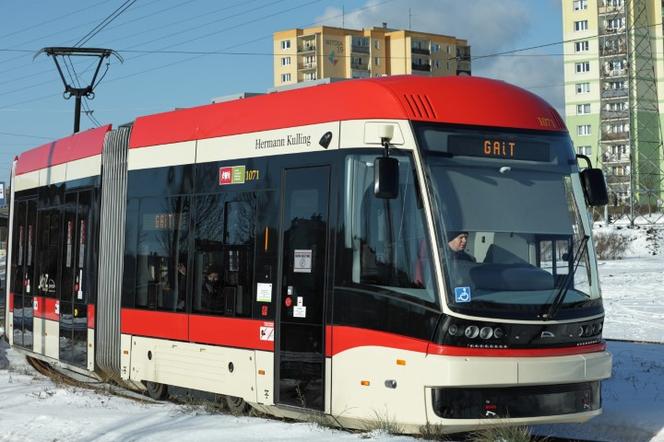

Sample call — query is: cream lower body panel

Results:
[33,317,43,353]
[87,328,95,371]
[125,335,258,403]
[6,312,13,345]
[43,318,59,359]
[329,346,612,432]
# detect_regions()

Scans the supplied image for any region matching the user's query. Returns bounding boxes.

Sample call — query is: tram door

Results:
[11,199,37,350]
[276,166,330,410]
[35,207,62,358]
[59,190,92,367]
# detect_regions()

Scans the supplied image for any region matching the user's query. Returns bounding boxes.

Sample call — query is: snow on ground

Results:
[0,341,410,442]
[596,223,664,343]
[0,222,662,441]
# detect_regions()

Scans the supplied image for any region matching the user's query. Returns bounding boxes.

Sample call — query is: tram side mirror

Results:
[577,154,608,207]
[374,125,399,199]
[374,157,399,199]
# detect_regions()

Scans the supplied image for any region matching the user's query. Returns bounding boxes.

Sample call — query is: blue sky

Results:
[0,0,563,185]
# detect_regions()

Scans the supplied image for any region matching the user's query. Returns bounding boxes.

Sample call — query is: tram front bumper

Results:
[424,350,612,427]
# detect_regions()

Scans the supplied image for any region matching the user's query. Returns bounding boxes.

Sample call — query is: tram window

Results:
[122,199,139,308]
[338,153,436,304]
[134,196,189,312]
[10,201,26,293]
[36,210,61,298]
[192,193,255,317]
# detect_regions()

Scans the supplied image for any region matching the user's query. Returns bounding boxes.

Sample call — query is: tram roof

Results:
[129,75,566,149]
[15,125,111,175]
[14,76,566,176]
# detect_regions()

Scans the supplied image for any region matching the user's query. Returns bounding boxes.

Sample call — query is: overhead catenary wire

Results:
[0,0,283,95]
[74,0,138,47]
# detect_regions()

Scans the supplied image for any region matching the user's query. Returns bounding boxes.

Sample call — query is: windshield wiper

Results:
[541,234,590,320]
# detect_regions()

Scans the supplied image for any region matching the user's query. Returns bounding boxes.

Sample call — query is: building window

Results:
[574,0,588,9]
[281,57,291,66]
[606,17,625,30]
[605,80,627,90]
[607,59,626,71]
[434,60,441,69]
[577,124,592,136]
[606,101,627,111]
[281,40,291,50]
[374,56,380,66]
[577,103,591,114]
[374,40,381,49]
[575,61,591,73]
[607,122,629,133]
[575,41,589,52]
[574,20,589,31]
[577,145,592,156]
[576,82,590,93]
[281,73,291,83]
[432,43,440,52]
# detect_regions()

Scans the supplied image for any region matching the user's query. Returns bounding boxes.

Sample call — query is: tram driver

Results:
[447,231,476,262]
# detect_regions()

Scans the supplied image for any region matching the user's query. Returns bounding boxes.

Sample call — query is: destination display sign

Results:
[447,135,550,162]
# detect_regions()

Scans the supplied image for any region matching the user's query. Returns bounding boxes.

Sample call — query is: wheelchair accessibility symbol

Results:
[454,287,471,303]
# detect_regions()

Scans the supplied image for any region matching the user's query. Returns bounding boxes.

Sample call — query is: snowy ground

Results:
[0,223,663,441]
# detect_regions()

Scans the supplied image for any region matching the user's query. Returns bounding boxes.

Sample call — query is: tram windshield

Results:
[416,125,600,320]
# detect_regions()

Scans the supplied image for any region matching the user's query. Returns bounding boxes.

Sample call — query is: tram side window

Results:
[10,201,26,294]
[36,210,61,298]
[133,196,189,312]
[192,193,255,317]
[338,153,436,304]
[122,199,139,308]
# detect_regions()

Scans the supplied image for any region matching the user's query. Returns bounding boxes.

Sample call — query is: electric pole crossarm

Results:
[34,47,123,133]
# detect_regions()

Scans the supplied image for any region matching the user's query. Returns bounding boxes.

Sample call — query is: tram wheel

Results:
[224,395,251,415]
[144,381,169,400]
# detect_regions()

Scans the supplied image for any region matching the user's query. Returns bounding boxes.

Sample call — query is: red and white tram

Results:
[4,75,612,433]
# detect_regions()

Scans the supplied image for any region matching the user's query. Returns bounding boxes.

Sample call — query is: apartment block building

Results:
[273,25,470,87]
[563,0,664,213]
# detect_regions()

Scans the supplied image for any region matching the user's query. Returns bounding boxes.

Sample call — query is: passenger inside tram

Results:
[201,265,223,312]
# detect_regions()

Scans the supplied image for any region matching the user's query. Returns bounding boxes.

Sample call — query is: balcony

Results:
[603,68,627,78]
[298,61,316,70]
[411,47,430,55]
[601,109,629,120]
[351,69,370,79]
[298,44,316,53]
[457,61,471,74]
[601,131,630,141]
[601,87,628,99]
[351,44,369,54]
[351,61,369,70]
[412,63,431,72]
[598,4,625,15]
[601,152,630,163]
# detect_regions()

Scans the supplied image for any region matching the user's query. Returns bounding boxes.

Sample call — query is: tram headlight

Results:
[479,326,493,340]
[493,327,505,339]
[448,324,459,336]
[464,325,480,339]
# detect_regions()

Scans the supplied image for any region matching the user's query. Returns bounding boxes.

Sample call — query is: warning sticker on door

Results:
[256,283,272,302]
[260,326,274,341]
[293,306,307,318]
[293,249,312,273]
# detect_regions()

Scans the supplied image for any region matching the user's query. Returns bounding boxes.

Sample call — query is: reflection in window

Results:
[338,153,436,304]
[135,197,189,312]
[193,193,255,317]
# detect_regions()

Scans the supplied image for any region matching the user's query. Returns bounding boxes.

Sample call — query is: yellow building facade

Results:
[273,25,471,87]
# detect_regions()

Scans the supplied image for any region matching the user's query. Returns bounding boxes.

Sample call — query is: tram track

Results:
[25,356,157,405]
